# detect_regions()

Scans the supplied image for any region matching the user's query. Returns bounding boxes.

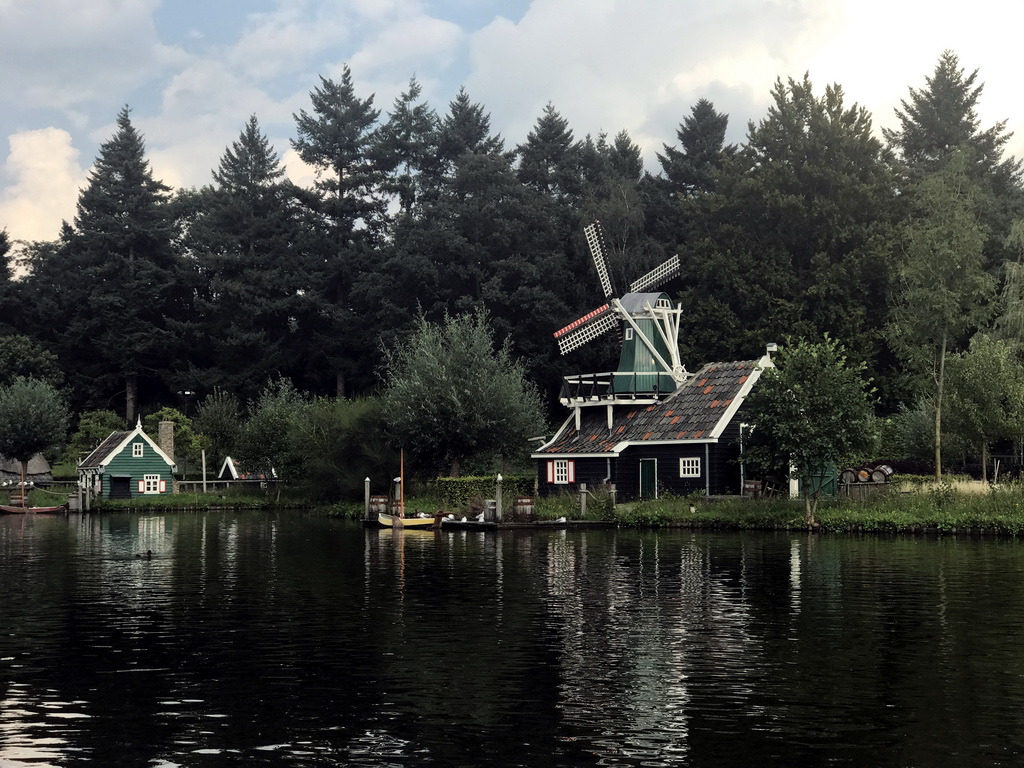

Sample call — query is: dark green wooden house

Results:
[78,419,176,501]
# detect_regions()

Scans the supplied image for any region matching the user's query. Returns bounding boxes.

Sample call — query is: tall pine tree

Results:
[177,115,311,401]
[292,66,385,396]
[26,108,183,419]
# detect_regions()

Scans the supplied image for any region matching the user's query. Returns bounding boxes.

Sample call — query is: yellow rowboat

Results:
[377,512,442,529]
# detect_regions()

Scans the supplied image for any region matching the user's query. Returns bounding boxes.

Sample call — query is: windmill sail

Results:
[630,254,680,293]
[554,305,617,355]
[554,221,688,399]
[583,221,616,299]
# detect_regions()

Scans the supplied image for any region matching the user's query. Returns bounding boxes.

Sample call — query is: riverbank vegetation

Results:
[534,479,1024,536]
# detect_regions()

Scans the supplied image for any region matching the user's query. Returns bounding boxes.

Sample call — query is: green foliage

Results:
[0,334,63,389]
[381,311,545,477]
[888,153,996,477]
[236,378,306,480]
[143,407,204,475]
[945,334,1024,478]
[192,389,242,470]
[744,336,875,524]
[286,396,396,502]
[19,108,183,419]
[535,490,580,521]
[0,377,69,463]
[430,474,535,511]
[677,75,897,400]
[66,410,126,461]
[175,116,311,400]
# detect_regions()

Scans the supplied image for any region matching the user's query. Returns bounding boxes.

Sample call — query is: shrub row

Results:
[428,474,536,511]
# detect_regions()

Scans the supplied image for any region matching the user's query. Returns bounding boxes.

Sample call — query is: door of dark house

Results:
[639,459,657,500]
[109,476,132,500]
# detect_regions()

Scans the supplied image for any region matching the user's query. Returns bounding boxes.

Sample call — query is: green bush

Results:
[429,474,534,511]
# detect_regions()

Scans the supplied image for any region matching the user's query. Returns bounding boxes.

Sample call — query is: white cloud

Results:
[0,0,185,114]
[0,128,86,243]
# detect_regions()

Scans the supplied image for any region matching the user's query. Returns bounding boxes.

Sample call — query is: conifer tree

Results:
[178,115,309,401]
[34,107,183,420]
[374,77,439,218]
[292,66,385,396]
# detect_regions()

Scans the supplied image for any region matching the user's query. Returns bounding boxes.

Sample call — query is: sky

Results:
[2,0,1024,247]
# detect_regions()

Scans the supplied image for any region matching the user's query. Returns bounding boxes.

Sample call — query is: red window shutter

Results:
[567,461,576,483]
[137,480,144,493]
[546,461,554,483]
[159,480,166,493]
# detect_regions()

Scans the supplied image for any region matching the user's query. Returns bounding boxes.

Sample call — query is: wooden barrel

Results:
[870,465,894,484]
[512,496,535,521]
[855,467,871,483]
[369,495,388,514]
[839,469,858,486]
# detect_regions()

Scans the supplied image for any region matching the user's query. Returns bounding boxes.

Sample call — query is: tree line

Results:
[2,50,1024,483]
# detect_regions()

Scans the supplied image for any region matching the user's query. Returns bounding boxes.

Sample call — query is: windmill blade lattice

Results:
[629,254,680,293]
[583,221,616,299]
[554,306,618,354]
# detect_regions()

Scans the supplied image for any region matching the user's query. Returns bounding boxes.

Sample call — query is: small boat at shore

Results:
[0,503,67,515]
[377,512,442,529]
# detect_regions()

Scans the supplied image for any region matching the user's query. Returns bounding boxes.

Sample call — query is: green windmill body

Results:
[613,292,679,395]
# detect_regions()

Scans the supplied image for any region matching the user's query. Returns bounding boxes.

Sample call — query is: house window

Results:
[624,328,634,341]
[679,457,701,478]
[546,459,575,484]
[143,474,161,494]
[133,443,144,458]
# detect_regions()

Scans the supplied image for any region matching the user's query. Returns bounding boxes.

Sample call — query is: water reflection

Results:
[2,515,1024,766]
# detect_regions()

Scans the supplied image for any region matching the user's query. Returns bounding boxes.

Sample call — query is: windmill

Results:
[554,221,687,401]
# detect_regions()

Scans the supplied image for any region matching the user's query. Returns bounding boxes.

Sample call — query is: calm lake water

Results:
[1,512,1023,767]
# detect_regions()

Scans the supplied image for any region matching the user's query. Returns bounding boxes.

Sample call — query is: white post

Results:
[364,477,371,520]
[201,449,207,493]
[580,482,587,518]
[496,474,503,523]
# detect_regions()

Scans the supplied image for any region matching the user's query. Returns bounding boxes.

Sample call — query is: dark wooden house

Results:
[534,355,772,500]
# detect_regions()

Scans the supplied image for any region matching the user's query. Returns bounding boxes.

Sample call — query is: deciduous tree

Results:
[0,377,69,498]
[743,337,874,525]
[888,153,995,479]
[381,311,544,477]
[945,334,1024,481]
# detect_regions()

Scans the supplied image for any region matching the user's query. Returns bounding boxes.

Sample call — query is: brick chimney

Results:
[158,420,175,462]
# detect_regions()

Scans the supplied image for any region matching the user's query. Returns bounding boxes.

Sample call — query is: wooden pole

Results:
[399,449,405,518]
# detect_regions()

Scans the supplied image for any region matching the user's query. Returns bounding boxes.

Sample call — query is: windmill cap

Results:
[618,292,671,314]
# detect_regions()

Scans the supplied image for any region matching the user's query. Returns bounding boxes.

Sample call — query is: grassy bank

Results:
[598,485,1024,535]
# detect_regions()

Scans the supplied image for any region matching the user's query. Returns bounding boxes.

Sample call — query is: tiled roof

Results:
[79,431,130,469]
[538,358,763,455]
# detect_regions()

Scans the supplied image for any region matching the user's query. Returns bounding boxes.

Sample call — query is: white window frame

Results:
[133,442,144,458]
[679,457,701,478]
[143,474,161,494]
[624,328,634,341]
[547,459,575,485]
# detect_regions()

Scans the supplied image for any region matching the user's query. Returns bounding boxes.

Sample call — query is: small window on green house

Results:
[133,443,143,458]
